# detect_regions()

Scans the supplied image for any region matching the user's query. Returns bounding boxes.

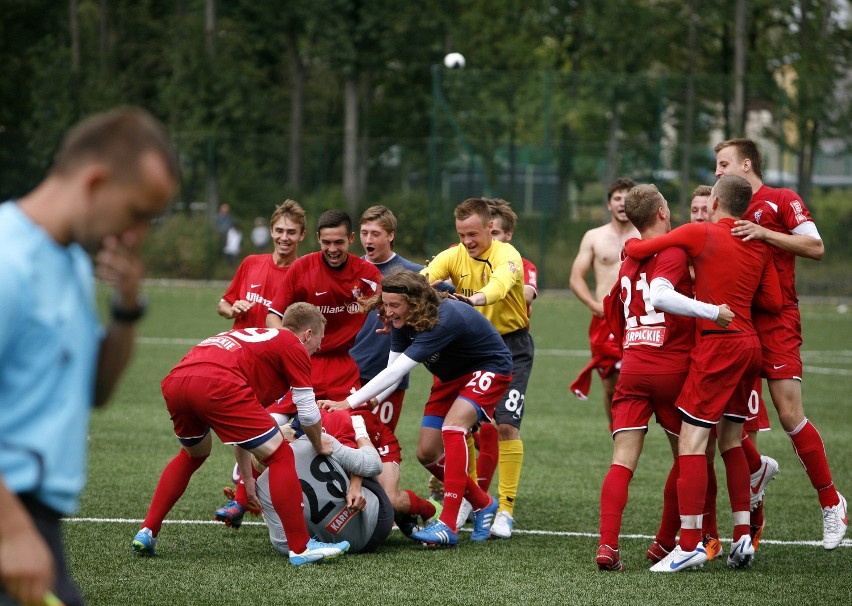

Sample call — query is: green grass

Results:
[67,285,852,605]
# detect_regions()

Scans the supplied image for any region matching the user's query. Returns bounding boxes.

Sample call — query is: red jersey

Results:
[269,253,382,355]
[222,254,292,329]
[624,219,781,334]
[604,247,695,375]
[168,328,312,406]
[318,409,358,447]
[315,409,401,464]
[522,258,538,318]
[745,184,814,306]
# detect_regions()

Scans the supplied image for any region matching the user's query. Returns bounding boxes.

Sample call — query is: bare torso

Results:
[570,221,638,315]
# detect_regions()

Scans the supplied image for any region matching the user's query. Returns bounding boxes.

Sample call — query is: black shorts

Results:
[494,328,534,429]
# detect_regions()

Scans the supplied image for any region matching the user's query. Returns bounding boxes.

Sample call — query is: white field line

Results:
[137,341,852,376]
[65,516,850,549]
[139,339,852,362]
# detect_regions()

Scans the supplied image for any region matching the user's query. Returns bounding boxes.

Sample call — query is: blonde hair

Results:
[281,302,326,334]
[270,199,306,233]
[625,184,663,231]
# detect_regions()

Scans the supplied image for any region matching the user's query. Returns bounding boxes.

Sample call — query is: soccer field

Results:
[66,284,852,605]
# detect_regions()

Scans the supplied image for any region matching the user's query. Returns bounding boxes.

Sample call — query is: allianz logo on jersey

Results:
[245,291,271,307]
[326,505,357,534]
[316,303,361,314]
[624,325,666,348]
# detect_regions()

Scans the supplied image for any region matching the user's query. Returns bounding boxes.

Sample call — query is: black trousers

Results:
[0,494,83,606]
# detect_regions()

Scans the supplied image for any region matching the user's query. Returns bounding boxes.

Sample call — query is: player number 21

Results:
[620,272,665,328]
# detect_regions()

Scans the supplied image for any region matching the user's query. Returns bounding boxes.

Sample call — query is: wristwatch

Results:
[111,293,148,324]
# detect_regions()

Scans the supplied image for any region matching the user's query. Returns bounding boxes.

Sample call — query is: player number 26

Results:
[466,371,495,392]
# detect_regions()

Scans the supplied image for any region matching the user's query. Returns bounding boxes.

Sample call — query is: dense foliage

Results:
[2,1,850,289]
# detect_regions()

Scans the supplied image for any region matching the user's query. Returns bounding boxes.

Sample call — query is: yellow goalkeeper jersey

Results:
[422,241,529,335]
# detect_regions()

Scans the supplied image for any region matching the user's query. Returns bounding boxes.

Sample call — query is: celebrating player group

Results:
[128,137,845,572]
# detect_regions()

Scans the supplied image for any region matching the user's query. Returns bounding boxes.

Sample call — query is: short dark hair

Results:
[608,178,636,201]
[714,138,764,180]
[317,209,352,234]
[713,175,752,218]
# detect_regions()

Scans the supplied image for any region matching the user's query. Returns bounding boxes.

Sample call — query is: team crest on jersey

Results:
[754,210,763,224]
[508,261,517,273]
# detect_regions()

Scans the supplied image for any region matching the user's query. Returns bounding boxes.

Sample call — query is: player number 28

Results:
[300,455,348,524]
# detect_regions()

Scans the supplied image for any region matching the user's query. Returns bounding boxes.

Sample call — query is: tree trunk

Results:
[99,0,108,73]
[733,0,747,134]
[679,0,698,220]
[205,0,218,220]
[205,0,216,63]
[343,75,360,217]
[357,72,371,206]
[604,100,621,204]
[69,0,79,71]
[286,30,304,192]
[797,119,817,203]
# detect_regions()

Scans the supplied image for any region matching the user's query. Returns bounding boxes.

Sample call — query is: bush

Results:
[142,214,221,279]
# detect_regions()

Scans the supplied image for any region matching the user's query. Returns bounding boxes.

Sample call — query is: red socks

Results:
[424,453,446,483]
[263,443,310,553]
[741,432,763,474]
[703,454,718,539]
[677,454,707,551]
[599,464,633,548]
[721,447,751,541]
[655,461,680,549]
[405,489,436,520]
[142,449,207,535]
[440,427,490,532]
[476,422,499,491]
[789,419,839,508]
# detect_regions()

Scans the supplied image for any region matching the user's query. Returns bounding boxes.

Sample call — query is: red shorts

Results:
[161,374,277,447]
[371,389,406,433]
[676,333,762,424]
[267,352,361,416]
[610,371,687,437]
[754,306,803,380]
[312,353,362,400]
[423,371,513,422]
[743,378,771,432]
[317,409,358,447]
[589,315,621,378]
[353,410,402,465]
